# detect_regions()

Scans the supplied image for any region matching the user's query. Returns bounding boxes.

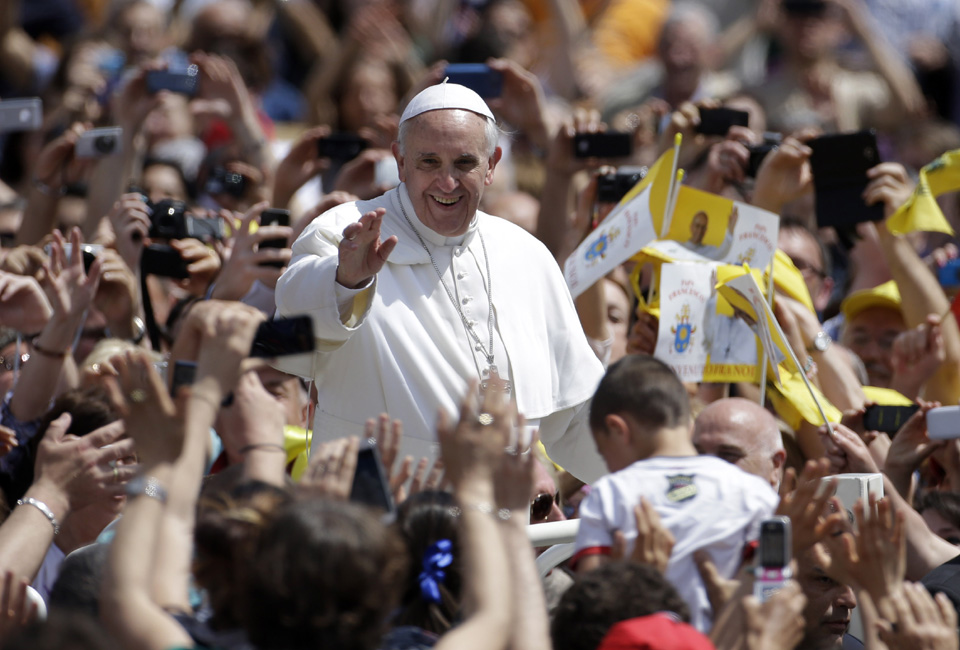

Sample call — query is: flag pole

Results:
[758,258,776,408]
[646,168,685,306]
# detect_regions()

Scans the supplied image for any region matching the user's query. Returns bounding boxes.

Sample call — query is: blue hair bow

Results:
[418,539,454,604]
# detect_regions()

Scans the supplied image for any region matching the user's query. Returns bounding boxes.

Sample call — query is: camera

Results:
[0,98,43,134]
[597,166,648,204]
[148,199,224,241]
[204,166,247,199]
[745,132,783,178]
[76,127,123,159]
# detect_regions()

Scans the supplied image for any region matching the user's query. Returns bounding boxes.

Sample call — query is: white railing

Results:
[527,519,580,578]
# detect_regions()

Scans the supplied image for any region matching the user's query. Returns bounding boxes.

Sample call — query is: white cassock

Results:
[274,184,608,483]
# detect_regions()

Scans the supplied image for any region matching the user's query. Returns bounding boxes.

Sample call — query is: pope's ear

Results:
[485,146,503,184]
[392,142,406,182]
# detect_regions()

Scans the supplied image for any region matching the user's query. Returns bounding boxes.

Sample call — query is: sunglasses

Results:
[530,490,560,522]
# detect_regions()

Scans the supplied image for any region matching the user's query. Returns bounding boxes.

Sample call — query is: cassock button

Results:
[461,297,470,304]
[457,272,465,280]
[455,248,462,256]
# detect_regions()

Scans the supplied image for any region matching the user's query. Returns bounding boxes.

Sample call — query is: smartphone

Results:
[782,0,828,15]
[0,98,43,134]
[259,208,290,268]
[745,133,783,178]
[141,244,190,279]
[250,315,315,358]
[349,441,396,515]
[75,127,123,158]
[170,360,197,396]
[44,243,102,273]
[696,107,749,136]
[146,67,199,97]
[754,516,792,603]
[928,406,960,440]
[573,132,632,159]
[809,130,883,232]
[444,63,504,98]
[863,404,919,434]
[317,133,367,161]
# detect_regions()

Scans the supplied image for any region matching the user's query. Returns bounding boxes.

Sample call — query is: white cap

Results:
[399,80,495,125]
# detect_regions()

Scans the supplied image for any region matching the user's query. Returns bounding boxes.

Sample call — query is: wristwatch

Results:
[809,331,832,353]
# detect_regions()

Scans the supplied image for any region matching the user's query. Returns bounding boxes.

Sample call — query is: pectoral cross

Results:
[480,364,512,396]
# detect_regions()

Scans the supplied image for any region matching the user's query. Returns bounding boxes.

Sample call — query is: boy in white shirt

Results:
[573,356,779,632]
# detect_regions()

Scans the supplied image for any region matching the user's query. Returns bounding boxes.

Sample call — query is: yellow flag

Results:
[767,250,816,315]
[862,386,914,406]
[887,149,960,236]
[766,368,842,430]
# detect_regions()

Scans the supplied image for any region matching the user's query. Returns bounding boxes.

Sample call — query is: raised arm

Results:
[868,164,960,405]
[433,380,515,650]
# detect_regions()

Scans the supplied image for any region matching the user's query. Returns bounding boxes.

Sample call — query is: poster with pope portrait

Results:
[656,263,762,383]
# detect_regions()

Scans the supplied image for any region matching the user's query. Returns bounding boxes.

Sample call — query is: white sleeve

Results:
[275,215,376,348]
[539,398,609,485]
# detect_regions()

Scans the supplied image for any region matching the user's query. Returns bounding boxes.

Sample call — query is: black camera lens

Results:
[94,135,116,154]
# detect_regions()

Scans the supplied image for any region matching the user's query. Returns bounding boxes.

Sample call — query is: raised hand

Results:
[864,163,915,220]
[627,309,658,355]
[752,133,816,214]
[273,126,332,209]
[300,436,359,501]
[210,202,292,300]
[169,238,222,296]
[891,315,946,398]
[884,401,943,497]
[775,458,845,558]
[820,495,906,605]
[35,229,102,354]
[742,582,808,650]
[94,248,137,333]
[0,271,51,333]
[486,58,550,149]
[437,377,516,489]
[818,422,880,474]
[33,413,137,511]
[335,208,397,289]
[217,370,287,465]
[107,192,151,270]
[871,583,958,650]
[104,350,183,466]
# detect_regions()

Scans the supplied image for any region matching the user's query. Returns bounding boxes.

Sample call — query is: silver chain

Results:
[397,197,496,367]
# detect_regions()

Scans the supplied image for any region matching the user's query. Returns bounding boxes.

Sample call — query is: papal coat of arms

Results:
[584,227,621,264]
[670,304,696,353]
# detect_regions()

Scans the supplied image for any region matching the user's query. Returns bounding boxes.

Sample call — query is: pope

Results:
[274,82,606,482]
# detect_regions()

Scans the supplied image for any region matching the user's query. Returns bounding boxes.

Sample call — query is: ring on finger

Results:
[477,412,494,426]
[129,389,147,403]
[113,466,119,483]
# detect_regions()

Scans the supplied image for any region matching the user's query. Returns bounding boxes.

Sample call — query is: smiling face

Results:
[840,307,905,388]
[393,109,501,237]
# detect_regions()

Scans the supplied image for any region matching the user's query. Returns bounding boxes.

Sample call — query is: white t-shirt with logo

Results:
[574,455,779,632]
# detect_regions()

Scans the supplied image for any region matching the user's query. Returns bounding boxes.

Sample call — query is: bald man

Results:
[693,398,785,491]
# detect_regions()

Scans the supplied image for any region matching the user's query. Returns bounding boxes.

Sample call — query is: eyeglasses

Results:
[0,353,29,373]
[530,490,560,522]
[792,258,826,281]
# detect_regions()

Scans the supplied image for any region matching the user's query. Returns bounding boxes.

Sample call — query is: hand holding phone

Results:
[146,68,200,96]
[754,516,792,603]
[258,208,291,268]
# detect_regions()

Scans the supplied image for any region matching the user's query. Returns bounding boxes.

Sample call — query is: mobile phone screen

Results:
[444,64,504,98]
[809,130,884,232]
[572,132,632,159]
[696,107,749,136]
[349,443,395,514]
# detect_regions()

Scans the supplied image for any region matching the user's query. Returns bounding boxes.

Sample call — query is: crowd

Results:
[0,0,960,648]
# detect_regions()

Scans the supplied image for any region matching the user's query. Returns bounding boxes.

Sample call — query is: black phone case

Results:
[810,131,884,231]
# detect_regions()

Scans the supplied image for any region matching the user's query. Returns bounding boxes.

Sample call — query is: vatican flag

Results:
[887,149,960,236]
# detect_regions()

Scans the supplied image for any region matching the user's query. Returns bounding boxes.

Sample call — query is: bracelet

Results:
[30,337,70,358]
[17,498,60,535]
[32,177,67,197]
[802,355,815,374]
[125,475,168,503]
[238,443,286,455]
[451,502,512,521]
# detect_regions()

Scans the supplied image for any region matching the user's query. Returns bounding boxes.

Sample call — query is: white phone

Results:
[75,127,123,158]
[927,406,960,440]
